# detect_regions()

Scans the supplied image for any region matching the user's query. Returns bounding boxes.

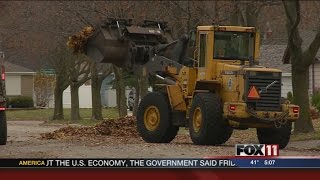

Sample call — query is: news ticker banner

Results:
[0,158,320,168]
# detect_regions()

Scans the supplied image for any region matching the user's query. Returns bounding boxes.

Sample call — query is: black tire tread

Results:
[137,92,179,143]
[189,93,233,145]
[0,111,7,145]
[257,123,292,149]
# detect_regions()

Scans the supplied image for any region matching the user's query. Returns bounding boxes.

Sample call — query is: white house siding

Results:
[5,75,21,95]
[281,74,313,99]
[103,88,117,107]
[308,64,320,95]
[62,87,71,108]
[79,86,92,108]
[281,74,292,98]
[63,85,92,108]
[102,88,133,108]
[312,63,320,91]
[63,85,133,108]
[281,65,320,99]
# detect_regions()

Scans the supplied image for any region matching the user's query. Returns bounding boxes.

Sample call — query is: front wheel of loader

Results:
[0,111,7,145]
[257,122,292,149]
[189,93,233,145]
[137,92,179,143]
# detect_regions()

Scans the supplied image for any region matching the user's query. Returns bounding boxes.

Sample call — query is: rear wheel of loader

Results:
[0,111,7,145]
[137,92,179,143]
[189,93,233,145]
[257,122,292,149]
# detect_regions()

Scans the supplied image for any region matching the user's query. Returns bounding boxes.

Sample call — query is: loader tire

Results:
[0,111,7,145]
[137,92,179,143]
[189,93,233,145]
[257,122,292,149]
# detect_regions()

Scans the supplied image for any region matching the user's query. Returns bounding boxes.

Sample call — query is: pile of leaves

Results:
[41,116,139,140]
[66,26,94,53]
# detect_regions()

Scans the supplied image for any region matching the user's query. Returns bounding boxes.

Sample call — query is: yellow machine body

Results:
[164,25,299,128]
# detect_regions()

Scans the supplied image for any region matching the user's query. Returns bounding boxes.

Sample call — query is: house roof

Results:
[300,30,320,58]
[258,45,291,73]
[259,30,320,73]
[4,61,35,73]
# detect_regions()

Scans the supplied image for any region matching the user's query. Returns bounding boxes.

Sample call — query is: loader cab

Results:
[194,25,260,80]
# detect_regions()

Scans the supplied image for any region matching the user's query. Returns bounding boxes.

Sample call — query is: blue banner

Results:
[1,158,320,168]
[232,158,320,168]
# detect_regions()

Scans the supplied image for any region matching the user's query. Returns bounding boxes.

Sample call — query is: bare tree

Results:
[229,0,281,27]
[113,65,127,117]
[48,47,72,120]
[282,0,320,133]
[91,62,112,120]
[69,55,91,121]
[132,67,149,116]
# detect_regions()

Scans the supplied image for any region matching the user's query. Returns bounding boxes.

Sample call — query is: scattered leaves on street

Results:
[41,116,138,140]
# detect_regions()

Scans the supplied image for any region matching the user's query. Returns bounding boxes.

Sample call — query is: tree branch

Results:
[282,0,302,65]
[302,29,320,65]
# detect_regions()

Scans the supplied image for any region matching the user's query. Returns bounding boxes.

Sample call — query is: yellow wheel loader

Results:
[80,19,299,149]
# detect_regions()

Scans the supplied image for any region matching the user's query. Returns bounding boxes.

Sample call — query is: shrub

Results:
[310,106,319,120]
[287,91,293,103]
[7,96,34,108]
[311,91,320,112]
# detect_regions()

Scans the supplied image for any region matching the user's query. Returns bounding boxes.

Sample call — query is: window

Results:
[199,34,207,67]
[213,31,254,61]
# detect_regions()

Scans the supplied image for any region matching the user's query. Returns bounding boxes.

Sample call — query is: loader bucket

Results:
[84,27,133,68]
[83,19,176,69]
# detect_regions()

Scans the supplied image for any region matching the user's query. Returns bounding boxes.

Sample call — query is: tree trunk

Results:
[91,63,103,120]
[186,0,191,32]
[245,4,258,27]
[133,83,140,116]
[292,68,314,133]
[113,65,127,117]
[140,71,149,98]
[91,78,103,120]
[52,87,64,120]
[133,67,148,116]
[70,84,81,121]
[118,78,127,117]
[214,1,219,22]
[230,1,241,26]
[282,0,317,133]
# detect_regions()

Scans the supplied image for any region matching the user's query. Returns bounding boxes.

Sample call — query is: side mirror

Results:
[188,30,196,47]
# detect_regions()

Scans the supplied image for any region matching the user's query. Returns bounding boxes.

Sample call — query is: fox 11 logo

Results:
[235,144,279,156]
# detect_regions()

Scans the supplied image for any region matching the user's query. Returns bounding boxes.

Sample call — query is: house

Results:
[5,61,36,99]
[258,30,320,98]
[63,85,93,108]
[62,73,134,108]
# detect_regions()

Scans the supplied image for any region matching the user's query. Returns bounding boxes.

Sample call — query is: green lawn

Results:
[6,108,119,125]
